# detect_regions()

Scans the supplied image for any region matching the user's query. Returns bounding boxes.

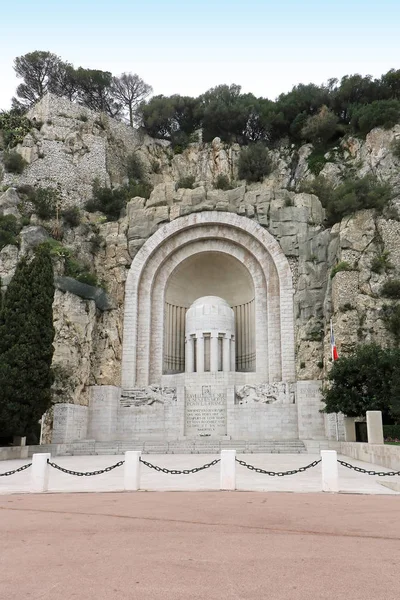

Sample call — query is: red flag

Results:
[330,319,339,361]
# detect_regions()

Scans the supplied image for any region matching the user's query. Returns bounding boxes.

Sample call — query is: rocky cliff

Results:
[1,93,400,430]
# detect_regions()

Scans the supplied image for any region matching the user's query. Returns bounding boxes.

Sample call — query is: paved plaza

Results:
[1,490,399,600]
[1,453,399,494]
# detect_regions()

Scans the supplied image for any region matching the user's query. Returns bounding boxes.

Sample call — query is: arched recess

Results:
[121,212,295,389]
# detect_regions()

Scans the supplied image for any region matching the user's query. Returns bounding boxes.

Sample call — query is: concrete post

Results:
[366,411,384,444]
[344,417,356,442]
[220,449,236,490]
[124,451,141,491]
[210,332,219,372]
[30,453,51,493]
[321,450,339,493]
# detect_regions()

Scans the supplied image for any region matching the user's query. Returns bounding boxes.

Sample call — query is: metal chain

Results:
[0,463,32,477]
[139,457,221,474]
[47,459,124,477]
[337,460,400,477]
[235,457,321,476]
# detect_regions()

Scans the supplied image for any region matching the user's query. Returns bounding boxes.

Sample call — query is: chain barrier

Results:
[139,457,220,474]
[337,460,400,477]
[47,459,124,477]
[0,463,32,477]
[235,457,321,476]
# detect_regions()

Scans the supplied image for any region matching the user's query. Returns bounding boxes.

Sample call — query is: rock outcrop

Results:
[1,93,400,412]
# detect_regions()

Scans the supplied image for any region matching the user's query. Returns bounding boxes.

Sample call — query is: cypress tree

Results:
[0,246,55,438]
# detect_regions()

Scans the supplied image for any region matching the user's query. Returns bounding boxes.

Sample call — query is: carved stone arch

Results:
[122,212,295,389]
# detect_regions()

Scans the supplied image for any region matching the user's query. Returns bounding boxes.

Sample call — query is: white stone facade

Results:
[51,212,329,444]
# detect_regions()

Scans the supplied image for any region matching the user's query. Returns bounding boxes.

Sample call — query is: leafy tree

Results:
[112,73,152,126]
[13,51,63,109]
[301,105,338,145]
[350,99,400,135]
[201,84,255,143]
[330,74,381,122]
[238,142,272,183]
[323,344,399,418]
[380,69,400,100]
[74,68,122,117]
[0,246,55,438]
[48,61,79,102]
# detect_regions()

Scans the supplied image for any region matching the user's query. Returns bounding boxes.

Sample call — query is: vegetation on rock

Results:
[0,110,32,148]
[381,280,400,299]
[238,143,272,183]
[323,344,400,419]
[3,151,27,174]
[0,215,22,250]
[0,245,55,440]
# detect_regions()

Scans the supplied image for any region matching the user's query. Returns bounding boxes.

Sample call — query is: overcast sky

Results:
[0,0,399,110]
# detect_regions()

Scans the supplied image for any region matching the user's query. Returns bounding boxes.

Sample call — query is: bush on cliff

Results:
[0,245,55,439]
[323,344,400,419]
[302,174,392,225]
[238,143,273,183]
[0,215,22,250]
[3,151,27,174]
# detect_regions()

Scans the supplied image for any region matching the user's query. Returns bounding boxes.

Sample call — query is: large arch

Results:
[121,212,295,389]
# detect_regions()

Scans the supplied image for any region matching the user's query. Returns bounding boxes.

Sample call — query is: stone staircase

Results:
[58,439,307,456]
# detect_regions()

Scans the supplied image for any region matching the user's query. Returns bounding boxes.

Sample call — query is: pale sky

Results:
[0,0,399,110]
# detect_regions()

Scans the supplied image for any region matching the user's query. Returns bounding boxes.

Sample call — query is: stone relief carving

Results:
[235,383,295,405]
[120,386,177,407]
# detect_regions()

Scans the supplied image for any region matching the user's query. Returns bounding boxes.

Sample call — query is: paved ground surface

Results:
[1,491,400,600]
[1,453,399,494]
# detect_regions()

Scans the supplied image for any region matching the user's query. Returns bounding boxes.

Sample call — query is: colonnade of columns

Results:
[185,333,235,373]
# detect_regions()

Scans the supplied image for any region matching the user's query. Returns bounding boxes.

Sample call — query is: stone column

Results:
[196,334,205,373]
[210,332,219,372]
[223,335,231,372]
[344,417,356,442]
[230,336,236,372]
[367,411,384,444]
[185,336,194,373]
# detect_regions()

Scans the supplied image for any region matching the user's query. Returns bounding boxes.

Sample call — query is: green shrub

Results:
[151,160,161,174]
[391,139,400,159]
[64,256,97,286]
[0,111,32,147]
[90,233,105,254]
[176,175,195,189]
[302,174,392,225]
[128,181,152,200]
[61,206,81,227]
[307,148,327,175]
[383,425,400,440]
[371,251,393,274]
[86,181,128,221]
[238,143,272,183]
[330,261,353,279]
[32,187,59,220]
[381,280,400,299]
[301,106,338,145]
[0,215,22,250]
[78,113,88,122]
[126,153,145,182]
[3,151,27,174]
[39,239,71,258]
[351,100,400,136]
[214,174,233,190]
[381,304,400,343]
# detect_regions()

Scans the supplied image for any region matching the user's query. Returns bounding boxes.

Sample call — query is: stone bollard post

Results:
[321,450,339,493]
[124,451,141,491]
[366,411,384,444]
[30,453,51,493]
[220,449,236,490]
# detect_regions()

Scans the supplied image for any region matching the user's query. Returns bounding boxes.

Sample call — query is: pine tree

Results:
[0,246,55,438]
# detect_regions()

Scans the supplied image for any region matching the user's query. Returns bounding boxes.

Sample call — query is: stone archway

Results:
[121,212,295,389]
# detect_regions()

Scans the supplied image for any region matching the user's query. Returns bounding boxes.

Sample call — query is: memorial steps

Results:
[36,439,307,456]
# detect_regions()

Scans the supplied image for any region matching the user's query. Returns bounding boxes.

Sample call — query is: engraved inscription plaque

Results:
[185,385,227,437]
